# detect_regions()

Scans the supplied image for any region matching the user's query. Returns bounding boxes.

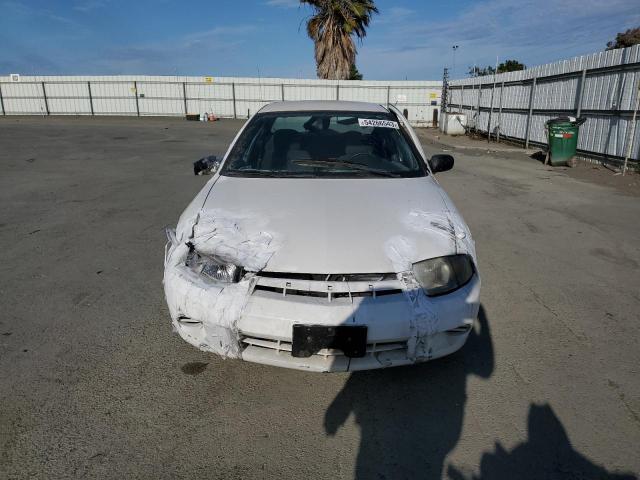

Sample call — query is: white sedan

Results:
[164,100,480,372]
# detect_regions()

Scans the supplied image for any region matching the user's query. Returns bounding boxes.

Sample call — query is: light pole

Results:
[452,45,459,78]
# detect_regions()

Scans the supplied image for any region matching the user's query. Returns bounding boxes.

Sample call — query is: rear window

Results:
[221,111,426,178]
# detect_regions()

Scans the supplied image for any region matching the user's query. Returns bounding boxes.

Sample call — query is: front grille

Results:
[252,271,404,301]
[254,284,402,299]
[242,335,407,357]
[256,272,397,282]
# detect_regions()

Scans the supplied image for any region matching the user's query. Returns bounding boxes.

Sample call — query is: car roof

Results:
[259,100,389,114]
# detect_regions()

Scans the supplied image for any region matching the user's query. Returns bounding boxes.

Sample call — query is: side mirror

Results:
[429,154,454,173]
[193,155,220,176]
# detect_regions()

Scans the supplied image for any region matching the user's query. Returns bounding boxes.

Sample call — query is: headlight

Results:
[412,254,474,296]
[185,248,242,283]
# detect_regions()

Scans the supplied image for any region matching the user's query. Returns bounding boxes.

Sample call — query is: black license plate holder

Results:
[292,325,368,358]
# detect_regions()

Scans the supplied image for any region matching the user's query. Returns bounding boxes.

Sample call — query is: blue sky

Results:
[0,0,638,80]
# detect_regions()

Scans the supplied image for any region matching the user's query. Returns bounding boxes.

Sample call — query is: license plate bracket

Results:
[292,325,368,358]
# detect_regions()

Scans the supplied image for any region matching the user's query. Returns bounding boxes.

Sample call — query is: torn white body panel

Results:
[164,208,280,358]
[384,206,478,359]
[164,239,251,358]
[190,209,278,272]
[404,209,477,260]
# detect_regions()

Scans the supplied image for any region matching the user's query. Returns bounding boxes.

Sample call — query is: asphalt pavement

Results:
[1,116,638,479]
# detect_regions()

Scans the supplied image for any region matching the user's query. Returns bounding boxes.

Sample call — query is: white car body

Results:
[164,101,480,372]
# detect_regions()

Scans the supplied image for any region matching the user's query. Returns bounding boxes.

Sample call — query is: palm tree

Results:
[302,0,378,80]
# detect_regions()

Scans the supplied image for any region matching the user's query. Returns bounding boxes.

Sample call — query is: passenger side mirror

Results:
[193,155,220,175]
[429,154,454,173]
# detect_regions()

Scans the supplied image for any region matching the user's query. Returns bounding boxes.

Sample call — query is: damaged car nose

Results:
[162,101,480,372]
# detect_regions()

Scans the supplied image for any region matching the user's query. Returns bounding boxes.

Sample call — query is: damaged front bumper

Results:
[237,273,480,372]
[164,240,480,372]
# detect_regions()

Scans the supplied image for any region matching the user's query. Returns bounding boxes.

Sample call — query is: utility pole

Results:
[441,68,449,116]
[452,45,459,78]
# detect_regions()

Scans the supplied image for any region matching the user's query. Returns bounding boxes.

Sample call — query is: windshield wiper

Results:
[292,160,402,177]
[224,169,317,178]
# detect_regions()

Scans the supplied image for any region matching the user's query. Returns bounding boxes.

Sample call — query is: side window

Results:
[389,106,428,167]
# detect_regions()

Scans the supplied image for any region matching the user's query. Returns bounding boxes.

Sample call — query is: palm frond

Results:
[302,0,378,80]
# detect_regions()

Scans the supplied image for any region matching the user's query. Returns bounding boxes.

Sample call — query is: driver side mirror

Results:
[429,154,454,173]
[193,155,220,176]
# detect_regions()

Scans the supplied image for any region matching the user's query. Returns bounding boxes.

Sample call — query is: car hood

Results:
[196,175,467,274]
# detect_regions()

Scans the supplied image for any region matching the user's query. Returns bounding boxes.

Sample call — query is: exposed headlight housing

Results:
[185,247,242,283]
[412,254,475,296]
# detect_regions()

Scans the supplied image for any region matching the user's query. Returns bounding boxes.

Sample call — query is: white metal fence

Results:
[0,75,443,126]
[447,45,640,163]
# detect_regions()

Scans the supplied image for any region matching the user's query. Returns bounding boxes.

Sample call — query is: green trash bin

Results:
[545,117,586,166]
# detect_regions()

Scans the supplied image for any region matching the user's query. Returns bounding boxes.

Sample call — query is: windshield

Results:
[221,111,426,178]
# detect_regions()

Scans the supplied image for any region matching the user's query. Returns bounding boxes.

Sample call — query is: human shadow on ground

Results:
[324,305,494,479]
[324,303,636,480]
[447,403,637,480]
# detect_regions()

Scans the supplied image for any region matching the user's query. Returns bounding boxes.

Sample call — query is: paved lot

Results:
[1,116,638,479]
